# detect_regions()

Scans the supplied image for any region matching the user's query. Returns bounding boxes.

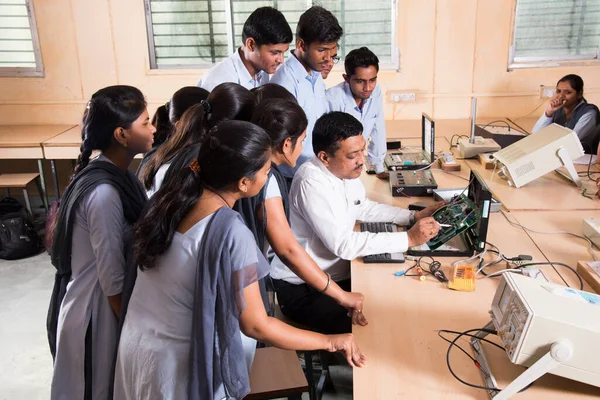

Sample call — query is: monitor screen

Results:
[422,113,435,163]
[467,170,492,251]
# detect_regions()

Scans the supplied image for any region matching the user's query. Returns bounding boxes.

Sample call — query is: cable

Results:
[479,120,511,132]
[441,328,532,393]
[501,209,599,262]
[515,262,584,290]
[483,269,524,278]
[449,134,470,149]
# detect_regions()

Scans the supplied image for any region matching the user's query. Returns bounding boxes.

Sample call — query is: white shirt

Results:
[270,157,412,284]
[326,82,387,173]
[270,53,328,177]
[197,48,269,91]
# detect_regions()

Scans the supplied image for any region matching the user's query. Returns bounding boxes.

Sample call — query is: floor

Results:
[0,252,352,399]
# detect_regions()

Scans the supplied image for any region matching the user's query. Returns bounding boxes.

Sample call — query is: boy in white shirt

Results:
[270,112,443,333]
[198,7,292,91]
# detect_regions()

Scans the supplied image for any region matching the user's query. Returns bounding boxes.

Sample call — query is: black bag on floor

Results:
[0,197,40,260]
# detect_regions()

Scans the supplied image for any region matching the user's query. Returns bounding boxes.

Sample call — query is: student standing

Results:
[320,45,339,79]
[270,6,343,177]
[114,120,365,399]
[47,86,154,399]
[270,112,443,333]
[198,7,292,91]
[139,83,255,197]
[327,47,388,179]
[532,74,599,153]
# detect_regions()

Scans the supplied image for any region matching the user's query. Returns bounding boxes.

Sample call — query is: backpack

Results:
[0,197,41,260]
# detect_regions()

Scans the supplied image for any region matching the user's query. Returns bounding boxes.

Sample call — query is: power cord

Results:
[439,327,533,393]
[404,256,449,282]
[479,120,511,132]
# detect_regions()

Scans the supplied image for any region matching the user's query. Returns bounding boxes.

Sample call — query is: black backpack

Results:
[0,197,41,260]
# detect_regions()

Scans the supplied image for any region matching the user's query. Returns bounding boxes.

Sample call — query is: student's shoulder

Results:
[325,82,346,104]
[199,58,236,89]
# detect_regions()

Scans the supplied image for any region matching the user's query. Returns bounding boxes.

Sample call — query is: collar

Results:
[342,82,369,111]
[231,48,264,86]
[289,52,321,86]
[311,156,345,185]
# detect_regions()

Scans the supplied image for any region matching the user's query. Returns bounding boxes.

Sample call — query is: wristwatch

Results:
[409,210,416,225]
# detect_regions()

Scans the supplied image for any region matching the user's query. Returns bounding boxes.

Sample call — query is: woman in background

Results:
[139,82,255,197]
[533,74,599,153]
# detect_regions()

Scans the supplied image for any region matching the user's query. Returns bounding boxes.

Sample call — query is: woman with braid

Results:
[139,82,255,197]
[46,85,154,399]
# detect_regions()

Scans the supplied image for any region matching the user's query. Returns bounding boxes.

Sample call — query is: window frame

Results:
[144,0,399,70]
[0,0,44,77]
[508,0,600,69]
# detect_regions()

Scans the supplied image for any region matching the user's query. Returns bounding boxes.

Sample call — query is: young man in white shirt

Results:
[198,7,292,91]
[270,112,443,334]
[326,47,388,180]
[271,6,343,178]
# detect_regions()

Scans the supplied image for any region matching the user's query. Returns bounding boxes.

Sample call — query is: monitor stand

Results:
[556,147,583,188]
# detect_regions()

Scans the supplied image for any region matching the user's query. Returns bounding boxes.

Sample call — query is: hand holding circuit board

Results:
[427,195,481,250]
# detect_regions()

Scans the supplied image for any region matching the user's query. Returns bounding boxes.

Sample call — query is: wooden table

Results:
[42,125,143,198]
[0,125,75,208]
[352,173,600,399]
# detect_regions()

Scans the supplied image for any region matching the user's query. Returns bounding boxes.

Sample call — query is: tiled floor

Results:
[0,252,353,399]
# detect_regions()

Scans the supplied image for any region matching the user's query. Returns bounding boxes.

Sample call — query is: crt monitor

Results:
[422,113,435,164]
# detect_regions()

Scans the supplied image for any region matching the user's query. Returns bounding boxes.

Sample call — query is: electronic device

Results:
[384,113,435,170]
[577,261,600,294]
[457,98,501,158]
[389,170,438,197]
[359,222,405,263]
[448,265,476,292]
[470,273,600,399]
[475,124,527,148]
[433,188,501,213]
[582,218,600,248]
[493,123,584,188]
[386,140,401,150]
[408,201,430,211]
[439,152,461,171]
[409,170,492,257]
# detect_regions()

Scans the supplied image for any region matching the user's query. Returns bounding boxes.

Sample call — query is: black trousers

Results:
[272,278,352,334]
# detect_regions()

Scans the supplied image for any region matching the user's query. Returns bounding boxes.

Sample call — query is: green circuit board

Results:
[428,194,480,250]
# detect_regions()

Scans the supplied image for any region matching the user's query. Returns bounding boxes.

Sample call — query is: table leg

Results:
[50,160,60,199]
[37,159,49,211]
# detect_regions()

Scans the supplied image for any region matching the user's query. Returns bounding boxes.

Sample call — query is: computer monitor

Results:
[422,113,435,164]
[492,123,584,188]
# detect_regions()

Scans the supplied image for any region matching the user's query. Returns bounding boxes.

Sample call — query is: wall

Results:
[1,0,600,126]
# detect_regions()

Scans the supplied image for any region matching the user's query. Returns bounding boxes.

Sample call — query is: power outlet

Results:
[388,91,416,102]
[539,85,555,99]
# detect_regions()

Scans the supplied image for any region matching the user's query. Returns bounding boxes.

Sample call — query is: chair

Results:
[244,347,308,400]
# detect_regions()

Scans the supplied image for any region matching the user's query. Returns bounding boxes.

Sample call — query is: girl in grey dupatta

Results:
[48,85,155,400]
[114,120,366,400]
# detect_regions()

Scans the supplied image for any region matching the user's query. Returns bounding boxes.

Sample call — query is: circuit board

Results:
[427,194,480,250]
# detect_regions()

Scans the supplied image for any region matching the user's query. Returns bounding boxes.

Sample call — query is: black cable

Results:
[515,262,584,290]
[443,328,533,393]
[449,134,469,149]
[479,120,511,132]
[576,151,600,181]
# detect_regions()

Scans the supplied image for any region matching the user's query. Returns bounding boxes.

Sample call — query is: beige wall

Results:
[1,0,600,125]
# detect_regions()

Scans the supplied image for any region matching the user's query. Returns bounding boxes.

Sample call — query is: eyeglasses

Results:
[331,55,340,64]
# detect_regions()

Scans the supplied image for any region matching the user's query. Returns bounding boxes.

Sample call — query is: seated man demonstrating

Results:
[270,112,443,334]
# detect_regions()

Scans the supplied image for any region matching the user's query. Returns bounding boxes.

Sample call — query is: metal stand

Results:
[37,159,49,210]
[50,159,60,199]
[557,147,582,188]
[471,321,573,399]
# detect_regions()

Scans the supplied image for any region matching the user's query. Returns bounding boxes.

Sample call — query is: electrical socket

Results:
[539,85,555,99]
[388,91,416,102]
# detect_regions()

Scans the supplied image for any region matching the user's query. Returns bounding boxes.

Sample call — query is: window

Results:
[510,0,600,66]
[0,0,43,76]
[144,0,397,69]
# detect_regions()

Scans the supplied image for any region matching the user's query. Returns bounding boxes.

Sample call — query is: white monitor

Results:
[492,123,584,188]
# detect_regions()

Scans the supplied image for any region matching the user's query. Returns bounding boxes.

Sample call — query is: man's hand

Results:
[407,217,440,247]
[376,171,389,180]
[414,201,445,220]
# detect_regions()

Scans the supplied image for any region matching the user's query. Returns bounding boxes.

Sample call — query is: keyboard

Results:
[360,222,405,263]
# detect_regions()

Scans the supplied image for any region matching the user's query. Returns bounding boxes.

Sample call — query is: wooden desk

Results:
[508,210,600,292]
[352,173,600,399]
[0,125,75,208]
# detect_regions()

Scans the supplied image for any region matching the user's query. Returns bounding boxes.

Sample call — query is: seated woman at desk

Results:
[532,74,599,153]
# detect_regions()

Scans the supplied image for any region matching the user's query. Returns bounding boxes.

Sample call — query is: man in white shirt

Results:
[326,47,388,179]
[271,6,343,178]
[271,112,443,333]
[198,7,292,91]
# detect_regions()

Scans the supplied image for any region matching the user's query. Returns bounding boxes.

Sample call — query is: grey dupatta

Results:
[189,206,270,399]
